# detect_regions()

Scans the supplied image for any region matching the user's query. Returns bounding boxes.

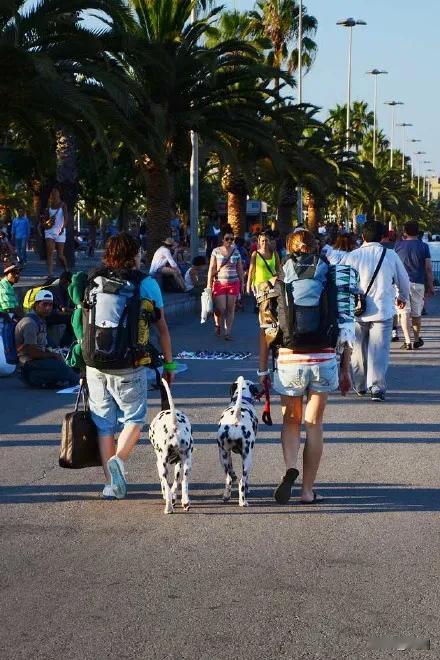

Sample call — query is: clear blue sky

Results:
[232,0,439,175]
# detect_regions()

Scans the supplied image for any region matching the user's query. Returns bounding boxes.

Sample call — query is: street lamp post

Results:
[422,161,431,197]
[407,139,421,181]
[384,101,404,167]
[337,18,366,228]
[366,69,388,167]
[414,151,426,195]
[296,0,303,225]
[426,169,434,201]
[396,122,412,171]
[189,6,199,260]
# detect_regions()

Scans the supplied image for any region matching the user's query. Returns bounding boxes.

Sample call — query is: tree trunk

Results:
[227,191,246,236]
[56,128,79,268]
[30,178,44,259]
[145,162,172,263]
[277,177,296,238]
[305,191,320,235]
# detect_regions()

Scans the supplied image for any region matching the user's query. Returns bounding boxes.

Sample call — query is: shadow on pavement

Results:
[1,481,439,513]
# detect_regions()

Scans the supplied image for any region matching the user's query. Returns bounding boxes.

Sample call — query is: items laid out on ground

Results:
[176,350,251,360]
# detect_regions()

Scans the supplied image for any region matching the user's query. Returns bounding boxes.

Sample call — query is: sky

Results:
[232,0,439,176]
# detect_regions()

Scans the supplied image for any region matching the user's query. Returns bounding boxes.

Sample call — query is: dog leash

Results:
[255,376,272,426]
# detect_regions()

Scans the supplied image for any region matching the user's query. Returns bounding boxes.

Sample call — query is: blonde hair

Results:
[286,229,317,254]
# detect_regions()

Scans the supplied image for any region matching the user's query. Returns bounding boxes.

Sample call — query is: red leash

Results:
[261,375,273,426]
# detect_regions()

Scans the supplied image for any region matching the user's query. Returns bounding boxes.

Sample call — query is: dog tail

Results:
[161,378,178,435]
[231,376,244,426]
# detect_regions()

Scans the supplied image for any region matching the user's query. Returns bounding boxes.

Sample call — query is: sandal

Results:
[299,490,325,505]
[214,326,221,336]
[274,468,299,504]
[224,335,233,341]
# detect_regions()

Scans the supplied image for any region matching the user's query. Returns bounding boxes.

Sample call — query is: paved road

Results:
[1,300,439,658]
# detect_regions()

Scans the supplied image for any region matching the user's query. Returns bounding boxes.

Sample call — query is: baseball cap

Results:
[34,289,54,303]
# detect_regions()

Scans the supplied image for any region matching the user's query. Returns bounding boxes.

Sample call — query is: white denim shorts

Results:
[44,228,66,243]
[273,357,339,397]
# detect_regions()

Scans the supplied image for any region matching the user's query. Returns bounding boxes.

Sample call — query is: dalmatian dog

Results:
[149,379,193,514]
[217,376,259,507]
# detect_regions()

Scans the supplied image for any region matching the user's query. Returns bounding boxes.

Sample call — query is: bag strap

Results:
[365,247,387,295]
[74,380,89,413]
[214,248,237,280]
[256,251,276,277]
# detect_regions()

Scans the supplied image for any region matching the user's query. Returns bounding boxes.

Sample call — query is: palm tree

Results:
[128,0,283,258]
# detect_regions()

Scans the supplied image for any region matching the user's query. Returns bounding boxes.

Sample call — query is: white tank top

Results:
[49,207,64,233]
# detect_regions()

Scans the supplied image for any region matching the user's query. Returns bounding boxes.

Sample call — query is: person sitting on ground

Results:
[149,237,186,291]
[46,271,74,347]
[15,289,79,388]
[0,263,22,319]
[326,233,357,265]
[184,256,207,294]
[173,242,190,275]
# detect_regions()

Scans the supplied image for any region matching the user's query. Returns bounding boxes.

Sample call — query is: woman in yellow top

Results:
[246,232,281,295]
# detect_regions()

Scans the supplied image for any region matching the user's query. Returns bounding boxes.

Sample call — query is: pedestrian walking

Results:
[395,221,435,350]
[207,225,244,341]
[11,209,31,265]
[342,221,410,401]
[258,229,354,504]
[42,187,68,278]
[83,232,174,499]
[205,210,221,260]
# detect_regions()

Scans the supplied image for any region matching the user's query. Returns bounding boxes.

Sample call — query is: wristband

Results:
[257,369,270,377]
[163,361,177,372]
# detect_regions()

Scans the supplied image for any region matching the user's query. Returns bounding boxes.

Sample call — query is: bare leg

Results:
[302,392,327,501]
[280,395,303,470]
[224,294,237,337]
[116,423,142,461]
[412,316,421,341]
[399,311,412,344]
[98,435,116,481]
[46,238,55,276]
[214,294,226,335]
[55,242,68,271]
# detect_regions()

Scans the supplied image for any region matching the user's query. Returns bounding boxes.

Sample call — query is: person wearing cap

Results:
[149,237,186,291]
[14,289,79,388]
[0,263,22,318]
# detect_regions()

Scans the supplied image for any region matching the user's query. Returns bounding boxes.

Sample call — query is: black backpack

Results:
[82,268,160,370]
[274,254,339,351]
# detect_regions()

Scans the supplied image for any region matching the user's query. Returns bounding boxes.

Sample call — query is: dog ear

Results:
[229,382,238,399]
[250,384,259,397]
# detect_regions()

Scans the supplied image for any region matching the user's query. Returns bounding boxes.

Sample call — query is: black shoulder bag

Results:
[354,247,387,318]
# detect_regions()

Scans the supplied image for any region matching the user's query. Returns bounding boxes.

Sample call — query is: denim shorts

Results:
[273,357,339,397]
[86,366,148,436]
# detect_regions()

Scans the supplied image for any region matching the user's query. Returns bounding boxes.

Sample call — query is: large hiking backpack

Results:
[274,253,339,351]
[81,269,160,370]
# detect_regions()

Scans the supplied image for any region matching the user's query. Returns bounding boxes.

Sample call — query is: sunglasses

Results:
[224,236,234,242]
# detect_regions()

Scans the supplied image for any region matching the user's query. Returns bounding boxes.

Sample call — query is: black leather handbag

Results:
[59,382,101,469]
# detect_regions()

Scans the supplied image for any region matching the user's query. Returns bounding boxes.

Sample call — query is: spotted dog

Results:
[217,376,259,506]
[149,379,193,514]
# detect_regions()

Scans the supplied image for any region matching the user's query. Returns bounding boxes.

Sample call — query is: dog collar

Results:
[233,396,254,405]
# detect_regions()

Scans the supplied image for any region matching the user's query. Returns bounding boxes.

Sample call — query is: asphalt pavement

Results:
[1,298,439,659]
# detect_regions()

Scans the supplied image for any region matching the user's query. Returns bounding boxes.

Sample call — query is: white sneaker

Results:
[107,456,127,499]
[102,484,116,499]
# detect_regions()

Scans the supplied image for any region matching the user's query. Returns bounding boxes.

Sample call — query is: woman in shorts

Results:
[207,225,244,340]
[43,187,68,277]
[258,229,353,505]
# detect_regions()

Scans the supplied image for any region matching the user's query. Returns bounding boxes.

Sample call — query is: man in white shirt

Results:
[149,237,185,291]
[342,221,410,401]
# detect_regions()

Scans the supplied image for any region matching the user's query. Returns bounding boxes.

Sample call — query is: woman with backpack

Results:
[84,232,174,499]
[258,229,354,505]
[207,225,244,340]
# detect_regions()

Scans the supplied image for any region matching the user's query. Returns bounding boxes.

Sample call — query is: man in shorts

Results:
[395,222,435,349]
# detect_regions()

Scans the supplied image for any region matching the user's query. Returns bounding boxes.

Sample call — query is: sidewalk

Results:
[0,298,439,658]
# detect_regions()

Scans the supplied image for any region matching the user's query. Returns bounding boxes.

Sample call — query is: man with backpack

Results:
[258,230,355,505]
[81,232,174,499]
[342,221,409,401]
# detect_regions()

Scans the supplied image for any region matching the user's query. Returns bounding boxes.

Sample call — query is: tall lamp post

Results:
[407,138,421,181]
[396,122,412,171]
[297,0,303,225]
[422,161,431,197]
[366,69,387,167]
[425,169,434,201]
[337,17,367,228]
[189,6,199,260]
[384,101,404,167]
[414,151,426,194]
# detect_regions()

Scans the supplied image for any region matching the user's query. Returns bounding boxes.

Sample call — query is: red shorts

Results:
[212,280,241,297]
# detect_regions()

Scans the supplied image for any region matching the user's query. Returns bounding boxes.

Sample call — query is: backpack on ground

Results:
[82,268,161,370]
[272,253,339,351]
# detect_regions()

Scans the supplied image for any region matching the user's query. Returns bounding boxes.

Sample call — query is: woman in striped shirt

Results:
[258,230,353,505]
[207,225,244,340]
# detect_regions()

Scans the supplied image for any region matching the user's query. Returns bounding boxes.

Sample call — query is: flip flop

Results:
[274,468,299,504]
[299,491,325,505]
